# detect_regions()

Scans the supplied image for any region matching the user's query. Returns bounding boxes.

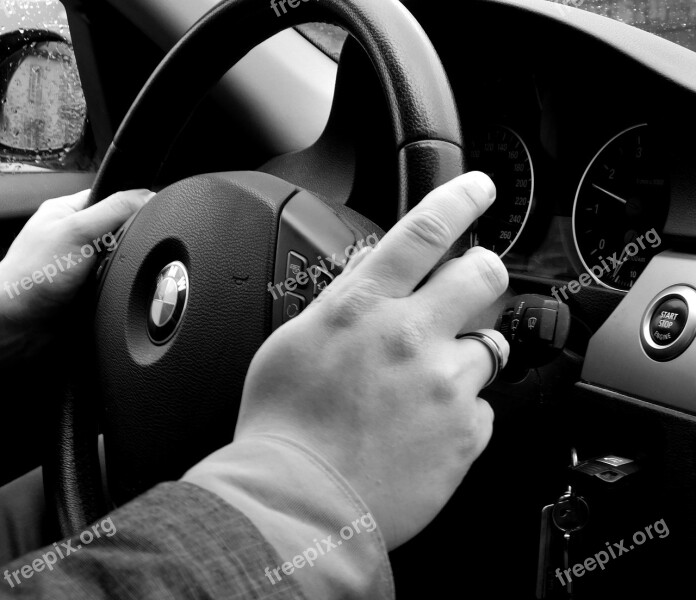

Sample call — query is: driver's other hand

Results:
[236,171,510,551]
[0,189,153,330]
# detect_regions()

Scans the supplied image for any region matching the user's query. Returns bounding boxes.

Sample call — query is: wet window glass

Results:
[542,0,696,52]
[0,0,92,173]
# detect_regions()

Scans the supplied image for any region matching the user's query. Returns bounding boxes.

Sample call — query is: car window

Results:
[0,0,93,174]
[543,0,696,52]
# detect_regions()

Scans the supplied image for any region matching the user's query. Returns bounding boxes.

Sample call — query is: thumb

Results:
[69,189,155,240]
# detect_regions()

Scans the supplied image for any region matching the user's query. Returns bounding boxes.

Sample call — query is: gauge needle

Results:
[592,184,628,205]
[612,246,628,279]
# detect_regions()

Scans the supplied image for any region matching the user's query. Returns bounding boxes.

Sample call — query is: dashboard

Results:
[399,0,696,360]
[384,5,696,597]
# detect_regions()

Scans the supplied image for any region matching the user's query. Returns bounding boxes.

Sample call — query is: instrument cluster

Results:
[467,122,670,293]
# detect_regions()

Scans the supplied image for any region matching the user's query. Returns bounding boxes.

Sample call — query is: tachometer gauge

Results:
[573,124,669,292]
[467,125,534,257]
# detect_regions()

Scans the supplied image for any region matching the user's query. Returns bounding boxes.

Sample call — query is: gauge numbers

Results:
[573,124,669,292]
[468,125,534,257]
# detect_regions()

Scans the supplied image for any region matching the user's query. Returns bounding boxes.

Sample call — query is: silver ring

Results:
[457,331,505,388]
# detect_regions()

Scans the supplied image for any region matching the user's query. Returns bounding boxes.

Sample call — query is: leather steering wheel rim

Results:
[54,0,464,535]
[89,0,463,208]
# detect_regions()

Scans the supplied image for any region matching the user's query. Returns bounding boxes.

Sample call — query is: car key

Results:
[552,450,590,598]
[553,492,590,595]
[536,449,587,599]
[536,494,590,599]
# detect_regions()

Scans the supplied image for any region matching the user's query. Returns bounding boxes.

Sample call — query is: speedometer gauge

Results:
[573,124,669,292]
[467,125,534,257]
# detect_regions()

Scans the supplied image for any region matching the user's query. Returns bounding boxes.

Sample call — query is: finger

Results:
[37,189,91,216]
[69,189,155,239]
[58,189,92,211]
[412,246,509,334]
[358,172,496,297]
[342,246,374,276]
[455,328,509,393]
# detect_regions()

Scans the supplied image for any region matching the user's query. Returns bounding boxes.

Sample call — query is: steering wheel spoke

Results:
[272,190,379,329]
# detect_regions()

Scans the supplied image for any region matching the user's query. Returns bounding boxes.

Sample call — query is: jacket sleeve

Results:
[182,434,394,600]
[0,481,307,599]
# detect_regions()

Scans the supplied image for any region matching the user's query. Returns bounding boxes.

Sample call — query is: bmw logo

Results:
[147,261,189,344]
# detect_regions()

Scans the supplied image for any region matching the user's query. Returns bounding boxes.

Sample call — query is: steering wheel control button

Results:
[283,291,306,323]
[641,286,696,361]
[287,251,309,289]
[648,298,688,346]
[497,309,514,339]
[147,261,189,345]
[495,294,571,373]
[519,307,557,343]
[313,268,334,298]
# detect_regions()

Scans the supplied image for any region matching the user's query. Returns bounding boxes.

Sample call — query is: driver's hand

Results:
[0,189,153,350]
[235,172,509,550]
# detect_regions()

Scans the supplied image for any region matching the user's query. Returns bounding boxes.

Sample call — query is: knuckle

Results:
[320,280,376,330]
[381,315,428,363]
[109,191,133,212]
[37,197,60,213]
[106,190,144,216]
[426,365,459,404]
[472,249,509,296]
[65,212,90,239]
[402,209,454,253]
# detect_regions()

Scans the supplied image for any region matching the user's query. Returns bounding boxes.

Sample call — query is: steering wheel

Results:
[52,0,464,535]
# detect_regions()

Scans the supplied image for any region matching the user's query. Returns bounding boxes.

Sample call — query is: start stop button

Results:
[649,297,688,346]
[641,286,696,361]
